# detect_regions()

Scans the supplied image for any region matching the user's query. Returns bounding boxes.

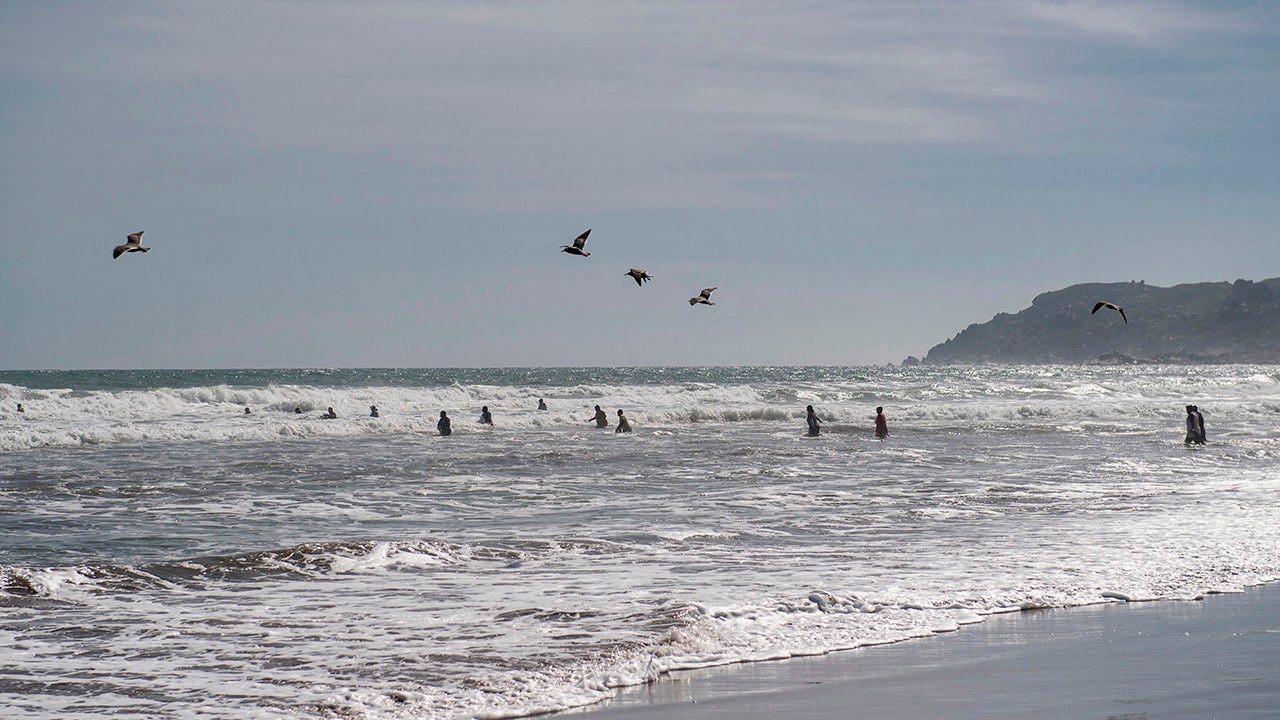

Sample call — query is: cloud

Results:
[3,1,1279,370]
[22,4,999,205]
[1021,0,1240,44]
[7,0,1257,214]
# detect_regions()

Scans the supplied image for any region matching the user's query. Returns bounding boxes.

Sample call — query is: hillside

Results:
[919,278,1280,365]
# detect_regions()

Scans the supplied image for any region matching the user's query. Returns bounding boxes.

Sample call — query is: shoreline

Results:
[559,583,1280,719]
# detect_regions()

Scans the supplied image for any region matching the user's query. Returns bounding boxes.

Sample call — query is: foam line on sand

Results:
[560,583,1280,720]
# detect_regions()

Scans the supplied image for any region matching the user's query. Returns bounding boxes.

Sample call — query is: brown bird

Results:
[689,287,717,306]
[112,231,149,260]
[1091,301,1127,324]
[561,229,591,257]
[625,268,652,286]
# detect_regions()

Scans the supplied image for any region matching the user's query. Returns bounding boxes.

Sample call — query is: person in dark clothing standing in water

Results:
[589,405,609,428]
[1185,405,1205,445]
[875,406,889,439]
[438,410,452,436]
[805,405,821,436]
[479,406,493,426]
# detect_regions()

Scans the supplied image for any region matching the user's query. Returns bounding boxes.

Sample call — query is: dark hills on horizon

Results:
[914,277,1280,365]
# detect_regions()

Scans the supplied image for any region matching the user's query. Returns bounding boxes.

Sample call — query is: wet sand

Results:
[562,583,1280,719]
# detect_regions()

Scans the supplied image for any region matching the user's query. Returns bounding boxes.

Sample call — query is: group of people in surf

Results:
[805,405,890,439]
[434,401,632,435]
[41,398,1200,443]
[277,406,346,418]
[586,404,632,433]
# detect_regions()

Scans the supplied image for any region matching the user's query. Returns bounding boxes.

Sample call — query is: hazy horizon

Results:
[3,2,1278,370]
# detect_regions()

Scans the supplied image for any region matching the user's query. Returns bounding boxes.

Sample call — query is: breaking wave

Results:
[4,365,1280,452]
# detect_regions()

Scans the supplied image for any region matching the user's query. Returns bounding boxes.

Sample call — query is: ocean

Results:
[2,366,1278,719]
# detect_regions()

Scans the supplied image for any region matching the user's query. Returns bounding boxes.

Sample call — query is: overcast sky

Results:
[2,1,1277,369]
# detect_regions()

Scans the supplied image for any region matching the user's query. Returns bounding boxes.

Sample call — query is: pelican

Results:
[689,287,717,306]
[1091,301,1127,324]
[561,229,591,257]
[625,268,652,286]
[113,231,149,260]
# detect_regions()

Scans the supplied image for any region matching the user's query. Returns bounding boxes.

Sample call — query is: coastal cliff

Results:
[920,278,1280,365]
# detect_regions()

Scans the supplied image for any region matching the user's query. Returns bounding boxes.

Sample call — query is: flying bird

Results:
[689,287,717,306]
[561,229,591,257]
[113,231,149,259]
[1091,301,1127,324]
[625,268,653,286]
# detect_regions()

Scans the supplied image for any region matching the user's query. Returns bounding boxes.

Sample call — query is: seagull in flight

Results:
[1091,301,1127,324]
[561,229,591,257]
[113,231,150,260]
[689,287,717,306]
[625,268,653,286]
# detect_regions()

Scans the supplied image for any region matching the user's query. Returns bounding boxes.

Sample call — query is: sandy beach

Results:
[565,582,1280,720]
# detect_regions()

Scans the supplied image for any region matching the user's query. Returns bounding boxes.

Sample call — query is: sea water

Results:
[2,366,1278,719]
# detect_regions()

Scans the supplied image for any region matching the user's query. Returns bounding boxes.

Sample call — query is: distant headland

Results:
[907,278,1280,365]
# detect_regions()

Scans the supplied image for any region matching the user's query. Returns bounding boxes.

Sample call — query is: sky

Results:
[2,1,1278,369]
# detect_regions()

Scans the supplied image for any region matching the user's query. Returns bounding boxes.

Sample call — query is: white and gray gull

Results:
[689,287,717,306]
[113,231,150,260]
[1090,301,1127,324]
[561,229,591,257]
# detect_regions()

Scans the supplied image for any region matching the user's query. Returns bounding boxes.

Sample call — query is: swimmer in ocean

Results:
[322,407,338,419]
[875,406,889,439]
[590,405,609,428]
[538,398,547,411]
[479,406,493,425]
[615,409,632,433]
[369,405,379,418]
[438,411,452,436]
[805,405,821,436]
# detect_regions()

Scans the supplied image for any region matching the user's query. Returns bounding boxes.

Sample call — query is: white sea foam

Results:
[4,366,1279,452]
[3,366,1280,719]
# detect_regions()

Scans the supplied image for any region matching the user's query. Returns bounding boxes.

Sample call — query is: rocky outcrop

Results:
[921,278,1280,364]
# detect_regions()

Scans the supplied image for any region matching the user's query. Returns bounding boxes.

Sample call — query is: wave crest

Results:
[0,540,466,599]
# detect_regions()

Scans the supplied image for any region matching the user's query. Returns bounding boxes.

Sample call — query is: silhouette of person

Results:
[244,407,252,415]
[322,407,338,419]
[1184,405,1203,445]
[615,409,632,433]
[479,406,493,425]
[805,405,821,436]
[16,403,24,413]
[294,407,303,414]
[590,405,609,428]
[438,411,452,436]
[1185,405,1207,444]
[875,406,889,439]
[369,405,379,418]
[538,398,548,411]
